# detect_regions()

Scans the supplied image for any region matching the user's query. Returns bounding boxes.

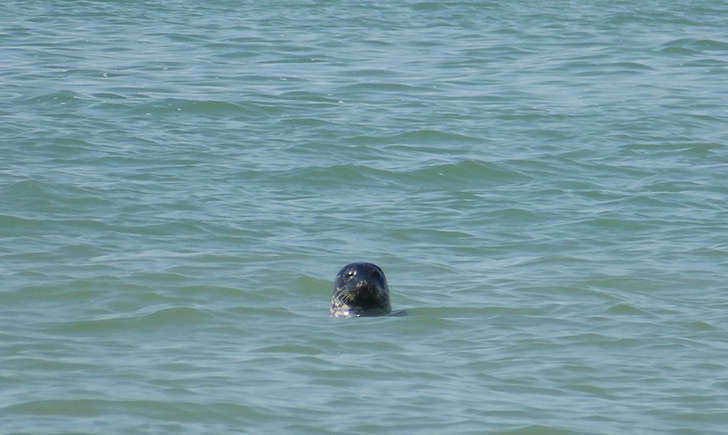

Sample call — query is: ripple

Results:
[661,38,728,54]
[408,159,529,184]
[606,303,644,315]
[49,306,218,335]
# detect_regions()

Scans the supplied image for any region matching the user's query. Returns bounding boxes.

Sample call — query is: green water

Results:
[2,1,728,433]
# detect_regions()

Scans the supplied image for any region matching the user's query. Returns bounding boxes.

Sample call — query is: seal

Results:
[329,262,391,318]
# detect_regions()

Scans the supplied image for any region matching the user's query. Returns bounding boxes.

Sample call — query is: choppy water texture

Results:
[2,1,728,433]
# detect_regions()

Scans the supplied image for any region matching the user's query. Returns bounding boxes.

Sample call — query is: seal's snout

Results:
[329,262,392,318]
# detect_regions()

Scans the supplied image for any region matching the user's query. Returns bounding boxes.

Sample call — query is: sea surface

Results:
[2,1,728,433]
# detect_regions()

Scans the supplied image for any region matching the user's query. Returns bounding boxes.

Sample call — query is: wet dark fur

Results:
[329,262,391,318]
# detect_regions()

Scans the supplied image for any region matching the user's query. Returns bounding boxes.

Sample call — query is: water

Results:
[2,1,728,433]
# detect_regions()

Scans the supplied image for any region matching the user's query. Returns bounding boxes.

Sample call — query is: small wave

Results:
[24,90,86,106]
[273,158,528,190]
[606,303,644,315]
[338,67,400,78]
[559,332,642,348]
[661,38,728,54]
[0,214,49,235]
[4,356,98,372]
[276,91,341,104]
[335,81,428,94]
[275,163,389,186]
[4,398,254,422]
[389,129,484,144]
[141,306,214,325]
[2,178,112,204]
[571,216,655,232]
[51,306,216,335]
[131,98,282,118]
[601,61,655,74]
[405,159,529,185]
[255,344,320,355]
[347,129,483,147]
[686,320,717,331]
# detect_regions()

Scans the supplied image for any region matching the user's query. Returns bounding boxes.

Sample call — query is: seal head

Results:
[329,262,391,318]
